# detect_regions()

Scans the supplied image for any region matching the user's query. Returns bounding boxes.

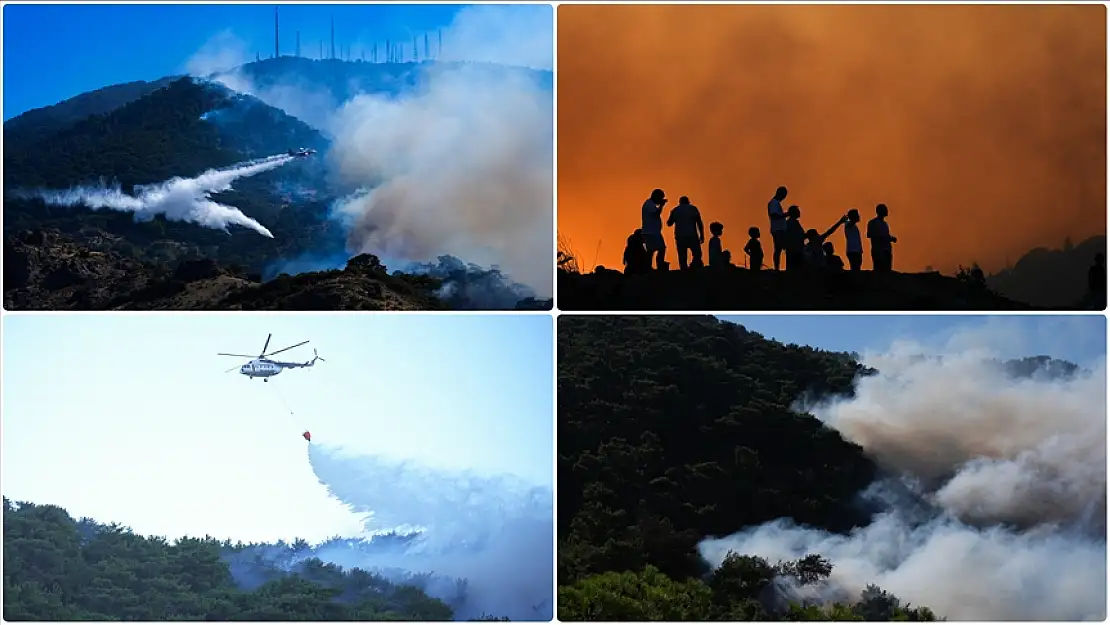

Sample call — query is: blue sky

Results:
[719,315,1107,369]
[2,313,553,541]
[3,3,554,119]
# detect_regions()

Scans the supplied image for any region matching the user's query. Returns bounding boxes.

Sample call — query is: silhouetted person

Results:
[867,203,897,272]
[768,186,789,270]
[667,195,705,270]
[783,205,807,271]
[708,221,729,269]
[744,226,764,271]
[804,215,848,268]
[823,241,845,270]
[641,189,668,270]
[843,208,864,271]
[1089,253,1106,309]
[623,229,651,274]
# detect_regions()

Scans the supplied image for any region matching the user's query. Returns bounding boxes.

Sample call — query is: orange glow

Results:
[557,4,1106,274]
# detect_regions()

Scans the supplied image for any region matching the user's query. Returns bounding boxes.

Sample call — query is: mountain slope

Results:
[3,77,179,145]
[987,234,1106,308]
[3,76,335,277]
[557,315,1089,621]
[556,316,918,620]
[3,76,326,189]
[2,497,456,621]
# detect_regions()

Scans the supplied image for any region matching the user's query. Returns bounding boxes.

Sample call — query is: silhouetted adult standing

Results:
[768,186,789,270]
[783,205,806,271]
[843,209,864,271]
[641,189,668,270]
[667,196,705,270]
[1089,253,1106,309]
[866,203,897,272]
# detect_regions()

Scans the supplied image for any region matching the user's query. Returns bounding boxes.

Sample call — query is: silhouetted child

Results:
[744,226,764,271]
[708,221,729,269]
[804,216,848,269]
[823,242,845,270]
[783,206,806,270]
[844,209,863,271]
[622,229,651,274]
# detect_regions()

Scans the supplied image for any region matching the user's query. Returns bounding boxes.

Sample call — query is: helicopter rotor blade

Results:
[260,333,272,357]
[218,353,256,358]
[265,340,309,357]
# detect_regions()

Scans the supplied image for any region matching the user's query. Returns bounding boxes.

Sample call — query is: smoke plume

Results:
[14,155,293,237]
[328,62,553,297]
[184,5,554,297]
[301,445,553,621]
[699,338,1107,620]
[557,4,1106,274]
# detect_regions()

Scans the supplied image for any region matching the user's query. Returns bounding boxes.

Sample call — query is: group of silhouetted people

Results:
[623,186,898,275]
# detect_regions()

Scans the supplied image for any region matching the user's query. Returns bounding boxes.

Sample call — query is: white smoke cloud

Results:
[699,328,1107,621]
[183,30,251,78]
[16,155,295,237]
[328,63,553,296]
[305,445,553,621]
[435,4,554,70]
[180,5,554,295]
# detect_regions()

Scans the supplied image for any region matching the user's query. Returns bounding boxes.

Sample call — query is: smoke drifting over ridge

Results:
[12,155,291,237]
[699,333,1107,620]
[303,445,553,621]
[185,5,554,297]
[328,63,553,296]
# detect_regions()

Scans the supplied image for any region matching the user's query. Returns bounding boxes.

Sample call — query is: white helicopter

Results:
[218,333,324,381]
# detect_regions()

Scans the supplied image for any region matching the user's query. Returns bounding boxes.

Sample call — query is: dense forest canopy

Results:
[556,315,1097,621]
[2,497,510,621]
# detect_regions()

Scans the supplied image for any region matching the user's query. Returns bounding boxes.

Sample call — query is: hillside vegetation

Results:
[3,497,463,620]
[556,316,939,620]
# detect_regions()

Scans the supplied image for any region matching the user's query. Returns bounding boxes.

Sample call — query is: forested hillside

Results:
[2,497,470,620]
[556,316,939,621]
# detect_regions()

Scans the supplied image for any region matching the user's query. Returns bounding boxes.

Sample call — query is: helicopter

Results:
[218,333,324,381]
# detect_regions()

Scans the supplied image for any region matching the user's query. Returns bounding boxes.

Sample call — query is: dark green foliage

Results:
[3,497,454,621]
[3,77,179,146]
[556,315,940,620]
[2,76,333,275]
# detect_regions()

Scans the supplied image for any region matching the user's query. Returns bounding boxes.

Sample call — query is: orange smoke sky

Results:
[557,3,1106,274]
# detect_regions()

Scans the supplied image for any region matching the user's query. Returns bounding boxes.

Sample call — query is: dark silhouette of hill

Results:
[2,497,463,621]
[235,56,554,109]
[557,316,942,620]
[987,235,1107,309]
[3,77,179,145]
[556,265,1033,311]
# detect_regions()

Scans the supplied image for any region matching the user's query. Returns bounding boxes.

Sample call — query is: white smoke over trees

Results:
[303,445,554,621]
[183,4,554,297]
[699,332,1107,620]
[13,154,294,238]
